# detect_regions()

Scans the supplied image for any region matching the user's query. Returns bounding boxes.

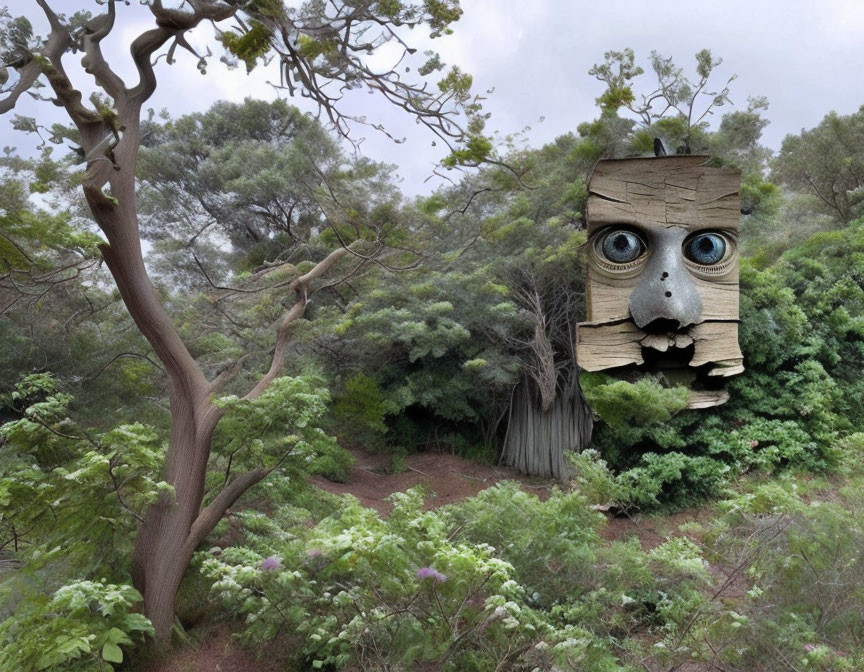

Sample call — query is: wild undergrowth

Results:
[198,433,864,671]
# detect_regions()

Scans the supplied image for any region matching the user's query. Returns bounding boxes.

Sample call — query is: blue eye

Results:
[686,233,727,265]
[601,230,644,263]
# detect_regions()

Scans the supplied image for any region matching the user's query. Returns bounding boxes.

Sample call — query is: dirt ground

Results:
[139,626,282,672]
[310,447,554,514]
[600,507,711,550]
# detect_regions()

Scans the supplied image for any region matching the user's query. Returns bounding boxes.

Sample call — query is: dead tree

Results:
[500,272,593,480]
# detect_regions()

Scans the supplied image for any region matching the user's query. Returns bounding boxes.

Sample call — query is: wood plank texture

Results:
[576,319,744,375]
[576,321,644,371]
[689,321,744,367]
[686,389,730,409]
[587,156,740,230]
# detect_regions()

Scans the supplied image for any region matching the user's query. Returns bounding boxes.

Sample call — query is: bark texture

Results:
[500,377,593,480]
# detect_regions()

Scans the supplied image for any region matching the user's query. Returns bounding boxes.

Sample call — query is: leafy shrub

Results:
[696,483,864,671]
[581,374,690,468]
[616,453,729,510]
[444,482,604,607]
[202,483,726,671]
[0,376,169,579]
[0,580,152,671]
[212,375,355,482]
[329,373,389,450]
[566,449,621,506]
[202,489,551,671]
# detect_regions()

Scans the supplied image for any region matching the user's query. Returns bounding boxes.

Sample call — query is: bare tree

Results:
[500,272,592,480]
[0,0,486,641]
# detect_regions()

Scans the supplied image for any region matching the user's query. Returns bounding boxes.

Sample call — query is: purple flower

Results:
[307,548,323,558]
[416,567,447,583]
[261,555,282,571]
[803,644,817,653]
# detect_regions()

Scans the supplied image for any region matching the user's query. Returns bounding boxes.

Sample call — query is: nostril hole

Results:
[661,272,669,279]
[665,291,672,298]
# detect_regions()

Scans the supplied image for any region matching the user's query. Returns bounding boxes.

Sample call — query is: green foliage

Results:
[773,105,864,223]
[587,48,643,114]
[582,374,689,429]
[332,266,525,451]
[200,482,720,671]
[588,48,735,154]
[0,579,152,672]
[219,21,273,72]
[202,489,529,670]
[0,376,168,578]
[445,482,604,606]
[0,167,100,274]
[213,376,353,482]
[329,373,389,449]
[693,475,864,671]
[442,134,493,168]
[616,453,728,510]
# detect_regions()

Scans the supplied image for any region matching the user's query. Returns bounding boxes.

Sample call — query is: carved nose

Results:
[628,243,702,329]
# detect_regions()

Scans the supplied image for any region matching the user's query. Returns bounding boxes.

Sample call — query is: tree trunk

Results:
[25,0,288,646]
[500,375,593,480]
[130,410,212,641]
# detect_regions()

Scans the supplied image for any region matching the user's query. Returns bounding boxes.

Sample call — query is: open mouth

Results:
[576,317,744,408]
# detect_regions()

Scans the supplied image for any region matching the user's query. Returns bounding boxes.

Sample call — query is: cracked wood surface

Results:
[587,156,740,230]
[576,319,742,374]
[578,156,743,393]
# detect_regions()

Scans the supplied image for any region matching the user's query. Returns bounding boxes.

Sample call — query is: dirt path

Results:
[310,447,553,514]
[137,627,281,672]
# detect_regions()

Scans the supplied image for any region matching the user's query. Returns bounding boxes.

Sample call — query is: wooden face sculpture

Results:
[576,156,743,408]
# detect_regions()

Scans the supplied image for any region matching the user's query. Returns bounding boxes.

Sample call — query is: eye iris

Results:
[687,233,726,265]
[602,231,641,263]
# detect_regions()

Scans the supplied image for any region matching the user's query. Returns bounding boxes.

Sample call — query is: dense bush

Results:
[203,483,718,671]
[0,374,352,670]
[694,463,864,670]
[199,438,864,671]
[0,580,153,671]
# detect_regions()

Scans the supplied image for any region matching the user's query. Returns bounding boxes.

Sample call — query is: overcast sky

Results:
[5,0,864,196]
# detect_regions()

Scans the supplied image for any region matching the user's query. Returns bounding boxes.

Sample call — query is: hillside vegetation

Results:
[2,34,864,670]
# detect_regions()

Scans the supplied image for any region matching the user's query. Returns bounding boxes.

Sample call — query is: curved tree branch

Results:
[243,246,349,401]
[80,0,127,100]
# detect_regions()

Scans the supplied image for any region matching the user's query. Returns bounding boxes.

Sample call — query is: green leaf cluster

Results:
[213,375,353,481]
[0,579,152,672]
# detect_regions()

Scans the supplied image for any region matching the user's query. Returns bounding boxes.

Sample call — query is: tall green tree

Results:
[325,144,593,478]
[0,0,488,641]
[772,106,864,224]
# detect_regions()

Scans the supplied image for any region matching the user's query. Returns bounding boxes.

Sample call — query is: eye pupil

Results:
[602,230,643,263]
[686,233,726,265]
